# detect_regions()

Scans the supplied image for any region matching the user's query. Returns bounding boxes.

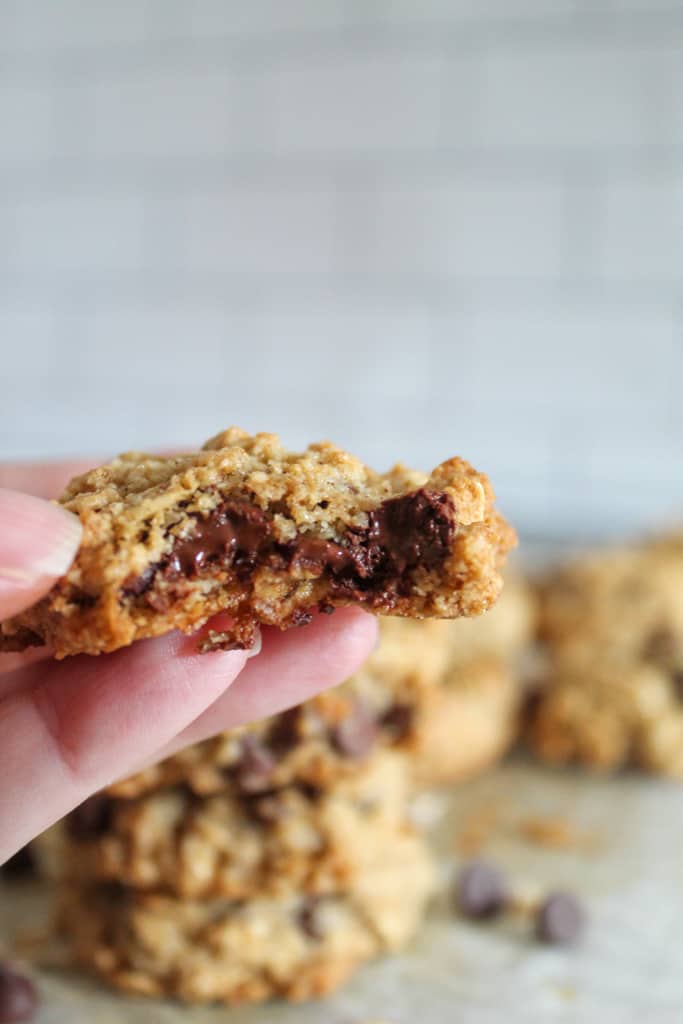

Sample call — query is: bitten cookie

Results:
[0,428,515,658]
[55,827,435,1005]
[34,752,411,900]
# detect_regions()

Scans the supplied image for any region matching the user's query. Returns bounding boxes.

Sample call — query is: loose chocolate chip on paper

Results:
[456,860,508,920]
[535,891,585,945]
[0,964,38,1023]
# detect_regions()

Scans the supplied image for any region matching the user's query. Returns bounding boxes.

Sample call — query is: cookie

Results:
[525,660,683,776]
[538,542,683,673]
[34,751,411,900]
[445,569,536,669]
[529,536,683,776]
[0,428,514,658]
[410,656,521,787]
[55,827,435,1005]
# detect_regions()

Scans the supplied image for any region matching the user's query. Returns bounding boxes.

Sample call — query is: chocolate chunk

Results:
[165,499,270,580]
[456,860,507,920]
[380,703,414,741]
[122,487,457,612]
[343,488,456,582]
[287,536,354,576]
[233,736,277,793]
[121,565,156,599]
[0,964,38,1023]
[298,898,324,940]
[67,795,113,840]
[330,700,378,758]
[535,891,585,945]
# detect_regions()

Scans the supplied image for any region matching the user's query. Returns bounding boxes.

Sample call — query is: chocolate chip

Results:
[0,964,38,1023]
[330,701,378,758]
[535,891,585,945]
[298,898,324,940]
[267,707,302,756]
[456,860,507,920]
[67,795,113,840]
[380,703,414,741]
[233,735,277,793]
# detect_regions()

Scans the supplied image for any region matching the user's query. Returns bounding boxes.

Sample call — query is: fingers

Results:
[158,608,378,759]
[0,632,248,862]
[0,609,377,862]
[0,489,82,620]
[0,461,98,500]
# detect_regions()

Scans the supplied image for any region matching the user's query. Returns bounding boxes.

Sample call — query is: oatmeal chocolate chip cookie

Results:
[0,428,514,659]
[528,536,683,777]
[56,829,435,1005]
[410,656,521,787]
[445,570,536,669]
[538,542,683,673]
[34,752,411,900]
[526,660,683,776]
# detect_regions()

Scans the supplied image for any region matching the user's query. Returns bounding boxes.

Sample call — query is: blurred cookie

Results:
[529,535,683,776]
[34,752,411,900]
[55,827,434,1005]
[526,660,683,776]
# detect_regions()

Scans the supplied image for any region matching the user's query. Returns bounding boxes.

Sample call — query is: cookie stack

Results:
[527,534,683,776]
[34,574,534,1005]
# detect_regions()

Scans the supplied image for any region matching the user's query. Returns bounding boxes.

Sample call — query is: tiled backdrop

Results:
[0,0,681,538]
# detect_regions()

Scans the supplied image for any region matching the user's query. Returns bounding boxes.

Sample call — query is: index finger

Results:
[0,460,99,500]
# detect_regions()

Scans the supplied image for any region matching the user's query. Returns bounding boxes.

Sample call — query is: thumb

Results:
[0,489,82,620]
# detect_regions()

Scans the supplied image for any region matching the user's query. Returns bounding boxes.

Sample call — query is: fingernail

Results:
[0,489,82,582]
[246,627,263,659]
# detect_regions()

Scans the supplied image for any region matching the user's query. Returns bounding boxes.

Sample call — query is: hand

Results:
[0,462,377,863]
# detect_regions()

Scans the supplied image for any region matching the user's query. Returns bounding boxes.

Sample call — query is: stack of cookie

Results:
[526,533,683,776]
[33,572,534,1005]
[36,749,433,1004]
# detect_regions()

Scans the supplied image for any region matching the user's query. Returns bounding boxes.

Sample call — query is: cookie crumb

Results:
[517,815,598,852]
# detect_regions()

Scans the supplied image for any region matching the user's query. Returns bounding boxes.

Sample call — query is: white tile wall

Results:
[0,0,682,540]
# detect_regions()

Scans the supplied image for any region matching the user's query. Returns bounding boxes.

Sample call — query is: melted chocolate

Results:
[121,488,456,609]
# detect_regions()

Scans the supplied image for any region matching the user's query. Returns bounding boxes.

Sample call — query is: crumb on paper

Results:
[454,800,504,855]
[516,815,601,852]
